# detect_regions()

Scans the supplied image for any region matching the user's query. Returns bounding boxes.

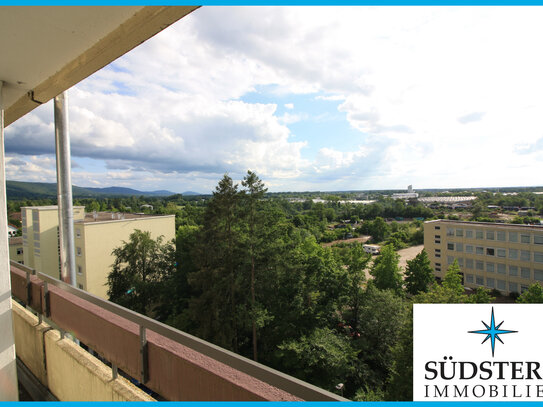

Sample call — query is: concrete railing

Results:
[10,261,345,401]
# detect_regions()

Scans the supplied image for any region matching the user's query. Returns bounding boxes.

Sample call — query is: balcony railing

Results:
[9,260,345,401]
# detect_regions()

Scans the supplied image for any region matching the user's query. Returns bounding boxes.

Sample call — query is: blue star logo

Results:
[468,307,517,357]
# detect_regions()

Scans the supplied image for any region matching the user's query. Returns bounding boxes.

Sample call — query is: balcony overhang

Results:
[1,6,199,126]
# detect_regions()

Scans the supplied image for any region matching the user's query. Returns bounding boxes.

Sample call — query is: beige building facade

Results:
[424,219,543,295]
[22,206,175,299]
[9,236,24,264]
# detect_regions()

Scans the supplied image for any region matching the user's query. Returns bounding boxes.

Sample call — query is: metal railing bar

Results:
[11,261,345,401]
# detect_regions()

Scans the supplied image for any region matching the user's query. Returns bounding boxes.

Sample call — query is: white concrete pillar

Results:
[0,81,19,400]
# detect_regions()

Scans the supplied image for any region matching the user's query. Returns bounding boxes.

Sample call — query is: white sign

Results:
[414,304,543,401]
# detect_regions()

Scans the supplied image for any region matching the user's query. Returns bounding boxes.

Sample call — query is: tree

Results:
[188,174,244,352]
[241,170,267,362]
[517,283,543,303]
[404,250,434,295]
[107,230,175,315]
[442,259,464,295]
[370,244,402,293]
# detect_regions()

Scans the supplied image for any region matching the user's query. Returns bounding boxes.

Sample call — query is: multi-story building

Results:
[424,219,543,295]
[8,236,24,265]
[21,206,175,299]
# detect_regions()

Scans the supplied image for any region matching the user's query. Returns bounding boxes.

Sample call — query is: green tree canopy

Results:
[517,283,543,303]
[404,250,434,295]
[370,244,402,293]
[107,229,175,315]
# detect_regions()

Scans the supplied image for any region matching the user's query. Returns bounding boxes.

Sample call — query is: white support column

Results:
[0,82,19,400]
[54,92,76,286]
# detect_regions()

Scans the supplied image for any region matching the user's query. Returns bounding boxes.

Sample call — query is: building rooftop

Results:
[21,205,85,211]
[9,237,22,245]
[426,219,543,230]
[78,212,173,223]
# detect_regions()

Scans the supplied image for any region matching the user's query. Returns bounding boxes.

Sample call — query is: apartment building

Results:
[424,219,543,295]
[8,237,24,265]
[21,206,175,299]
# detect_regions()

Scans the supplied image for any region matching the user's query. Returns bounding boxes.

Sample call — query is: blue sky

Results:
[5,7,543,193]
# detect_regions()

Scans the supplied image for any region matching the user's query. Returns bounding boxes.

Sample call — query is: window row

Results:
[443,227,543,245]
[464,274,529,293]
[445,243,543,263]
[445,256,543,280]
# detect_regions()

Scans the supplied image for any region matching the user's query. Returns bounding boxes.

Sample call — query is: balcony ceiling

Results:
[0,6,198,126]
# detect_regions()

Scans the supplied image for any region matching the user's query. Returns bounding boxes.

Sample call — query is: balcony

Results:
[10,261,344,401]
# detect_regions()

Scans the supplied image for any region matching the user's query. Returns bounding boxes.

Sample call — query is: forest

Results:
[9,175,543,400]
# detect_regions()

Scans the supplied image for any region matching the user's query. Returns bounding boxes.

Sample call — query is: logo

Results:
[468,307,518,357]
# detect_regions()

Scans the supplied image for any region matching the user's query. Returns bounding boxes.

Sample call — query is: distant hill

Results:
[6,180,177,200]
[182,191,202,196]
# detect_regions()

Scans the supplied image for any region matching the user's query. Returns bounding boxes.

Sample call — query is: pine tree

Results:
[241,170,267,362]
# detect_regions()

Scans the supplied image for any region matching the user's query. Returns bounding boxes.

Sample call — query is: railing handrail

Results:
[11,260,346,401]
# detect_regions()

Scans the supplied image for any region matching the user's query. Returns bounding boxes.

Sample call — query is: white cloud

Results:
[6,7,543,191]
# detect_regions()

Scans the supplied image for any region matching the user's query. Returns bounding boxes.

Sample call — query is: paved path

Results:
[397,244,424,273]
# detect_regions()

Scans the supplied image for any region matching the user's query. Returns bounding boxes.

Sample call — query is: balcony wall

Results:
[10,262,338,401]
[12,300,153,401]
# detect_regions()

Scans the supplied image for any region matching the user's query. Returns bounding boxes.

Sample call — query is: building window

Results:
[509,282,518,293]
[497,263,506,274]
[456,243,463,252]
[456,229,463,237]
[77,247,82,256]
[497,231,506,241]
[521,250,531,262]
[486,278,495,288]
[509,249,518,260]
[466,245,474,253]
[521,285,529,293]
[534,269,543,282]
[521,267,531,279]
[78,284,84,290]
[497,280,506,290]
[486,231,495,240]
[435,267,441,272]
[486,248,495,256]
[521,234,531,244]
[476,246,484,255]
[509,265,518,276]
[447,228,454,236]
[77,265,83,275]
[535,235,543,245]
[435,239,441,244]
[476,261,484,271]
[466,259,474,269]
[16,248,23,255]
[447,243,454,250]
[466,274,474,283]
[486,262,494,273]
[476,276,484,285]
[76,229,81,238]
[457,258,464,267]
[466,230,474,238]
[534,252,543,263]
[435,249,441,253]
[447,256,454,265]
[509,232,518,243]
[497,248,506,258]
[435,235,441,239]
[476,230,484,240]
[435,254,441,258]
[435,226,441,230]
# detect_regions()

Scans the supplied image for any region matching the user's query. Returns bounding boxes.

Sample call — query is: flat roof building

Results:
[21,206,175,299]
[424,219,543,295]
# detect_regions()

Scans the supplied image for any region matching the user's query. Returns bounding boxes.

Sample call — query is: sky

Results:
[5,7,543,194]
